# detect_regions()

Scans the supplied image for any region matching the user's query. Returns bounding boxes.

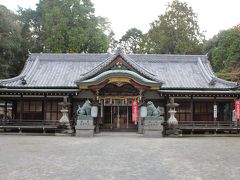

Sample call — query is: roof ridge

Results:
[79,53,118,77]
[197,58,212,84]
[121,54,156,76]
[129,54,207,57]
[31,52,111,55]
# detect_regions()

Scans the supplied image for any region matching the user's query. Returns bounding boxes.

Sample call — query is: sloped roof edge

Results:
[197,57,238,87]
[0,55,39,86]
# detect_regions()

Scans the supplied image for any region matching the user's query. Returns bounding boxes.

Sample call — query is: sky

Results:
[1,0,240,40]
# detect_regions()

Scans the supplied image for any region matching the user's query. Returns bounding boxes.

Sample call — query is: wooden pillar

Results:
[117,106,120,128]
[43,94,47,121]
[4,100,7,119]
[127,106,129,128]
[68,95,73,121]
[20,94,23,121]
[110,106,113,129]
[164,96,168,122]
[100,100,103,118]
[190,96,194,121]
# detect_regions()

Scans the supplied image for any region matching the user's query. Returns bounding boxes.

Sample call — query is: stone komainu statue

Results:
[147,101,161,117]
[77,100,92,116]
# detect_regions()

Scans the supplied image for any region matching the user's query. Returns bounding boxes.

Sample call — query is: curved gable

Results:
[76,70,161,90]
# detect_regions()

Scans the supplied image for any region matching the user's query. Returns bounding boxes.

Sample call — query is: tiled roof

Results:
[0,50,238,90]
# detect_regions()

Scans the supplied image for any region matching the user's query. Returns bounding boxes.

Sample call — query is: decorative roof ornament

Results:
[27,49,31,56]
[115,46,125,55]
[209,77,216,86]
[21,77,27,85]
[27,49,32,61]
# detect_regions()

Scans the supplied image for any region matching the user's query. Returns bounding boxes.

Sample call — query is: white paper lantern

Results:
[91,106,98,117]
[140,106,147,118]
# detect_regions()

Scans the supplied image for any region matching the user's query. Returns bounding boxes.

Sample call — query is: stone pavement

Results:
[0,132,240,180]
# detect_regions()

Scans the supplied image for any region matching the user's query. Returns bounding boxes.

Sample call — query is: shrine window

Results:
[175,101,191,121]
[46,101,62,120]
[17,101,43,120]
[0,100,14,119]
[194,102,213,121]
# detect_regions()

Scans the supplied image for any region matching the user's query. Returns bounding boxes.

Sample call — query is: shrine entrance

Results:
[103,106,134,130]
[98,84,139,131]
[75,67,161,131]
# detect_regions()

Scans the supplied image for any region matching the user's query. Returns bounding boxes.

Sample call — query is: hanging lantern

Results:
[140,106,147,118]
[91,106,98,118]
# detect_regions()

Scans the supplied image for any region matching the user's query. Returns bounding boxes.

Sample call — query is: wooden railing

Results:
[0,119,77,133]
[0,119,60,127]
[178,121,240,131]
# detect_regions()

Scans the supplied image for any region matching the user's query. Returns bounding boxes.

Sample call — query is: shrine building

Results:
[0,48,239,135]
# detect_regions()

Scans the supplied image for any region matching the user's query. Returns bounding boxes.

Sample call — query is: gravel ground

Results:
[0,133,240,180]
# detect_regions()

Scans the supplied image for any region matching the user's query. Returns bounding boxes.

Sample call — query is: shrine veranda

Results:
[0,48,239,135]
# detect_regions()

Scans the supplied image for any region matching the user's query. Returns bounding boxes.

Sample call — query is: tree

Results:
[0,5,24,78]
[205,27,240,81]
[144,0,204,54]
[18,7,43,53]
[120,28,144,54]
[18,0,110,53]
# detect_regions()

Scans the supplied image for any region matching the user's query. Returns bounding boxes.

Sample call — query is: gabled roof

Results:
[78,47,161,83]
[0,49,238,90]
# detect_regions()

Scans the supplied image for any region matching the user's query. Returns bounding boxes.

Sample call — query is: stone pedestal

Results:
[59,109,71,128]
[167,109,178,125]
[167,109,179,135]
[75,116,94,137]
[57,109,72,134]
[143,116,164,137]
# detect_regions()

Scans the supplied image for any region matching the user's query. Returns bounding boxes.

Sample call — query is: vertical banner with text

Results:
[235,100,240,120]
[132,100,139,123]
[213,105,217,119]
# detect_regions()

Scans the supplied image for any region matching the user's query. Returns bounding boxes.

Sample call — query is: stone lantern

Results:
[166,97,179,134]
[58,96,71,131]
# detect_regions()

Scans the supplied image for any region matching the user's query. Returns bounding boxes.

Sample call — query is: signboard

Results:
[213,105,217,118]
[132,100,139,124]
[235,100,240,120]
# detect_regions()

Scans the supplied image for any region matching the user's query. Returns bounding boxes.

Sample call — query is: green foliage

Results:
[18,7,43,53]
[18,0,110,53]
[143,0,204,54]
[120,28,144,54]
[0,1,112,79]
[205,28,240,81]
[0,5,24,79]
[37,0,109,53]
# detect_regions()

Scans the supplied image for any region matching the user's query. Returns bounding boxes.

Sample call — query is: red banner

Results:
[132,100,139,123]
[235,100,240,120]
